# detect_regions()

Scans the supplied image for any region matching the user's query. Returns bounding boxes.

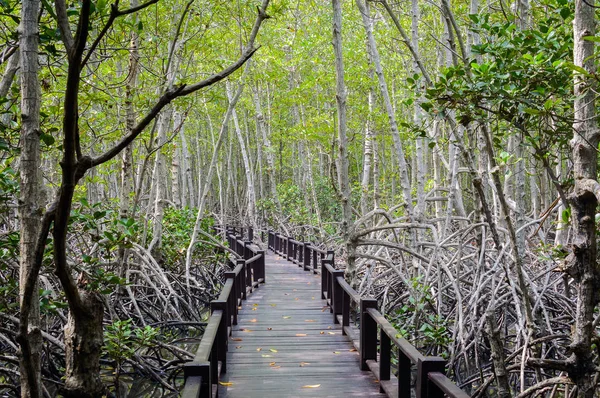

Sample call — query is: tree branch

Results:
[54,0,74,53]
[81,0,160,68]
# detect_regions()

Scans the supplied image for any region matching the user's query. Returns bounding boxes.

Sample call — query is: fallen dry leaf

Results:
[269,362,276,366]
[349,348,357,352]
[219,381,233,387]
[299,362,310,367]
[269,348,278,353]
[235,346,242,349]
[305,319,316,322]
[328,332,336,335]
[256,348,262,352]
[261,354,272,358]
[237,306,242,310]
[333,351,341,354]
[302,384,321,388]
[240,328,252,332]
[327,326,332,329]
[249,319,257,323]
[296,333,307,337]
[231,337,243,342]
[294,298,299,301]
[283,316,291,319]
[270,304,277,307]
[267,327,273,330]
[253,303,259,306]
[271,365,281,369]
[252,308,257,311]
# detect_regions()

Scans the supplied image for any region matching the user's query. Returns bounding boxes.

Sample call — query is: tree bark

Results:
[568,1,599,395]
[17,1,43,396]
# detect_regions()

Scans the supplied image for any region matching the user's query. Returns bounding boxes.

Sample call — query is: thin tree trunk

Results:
[568,1,599,395]
[228,80,257,228]
[18,1,43,396]
[332,0,353,278]
[357,0,414,217]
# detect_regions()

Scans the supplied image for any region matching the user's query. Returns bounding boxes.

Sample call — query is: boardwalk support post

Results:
[360,298,378,370]
[183,362,210,397]
[416,357,446,398]
[303,243,311,271]
[331,270,344,323]
[211,300,228,374]
[256,250,265,283]
[237,259,247,300]
[224,271,237,326]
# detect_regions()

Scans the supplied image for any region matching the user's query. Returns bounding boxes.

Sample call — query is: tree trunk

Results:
[18,1,43,396]
[62,292,104,398]
[228,81,257,228]
[568,1,599,395]
[332,0,353,279]
[356,0,414,217]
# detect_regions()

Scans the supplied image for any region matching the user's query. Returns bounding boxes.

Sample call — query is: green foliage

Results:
[389,277,451,358]
[159,208,221,267]
[103,319,159,363]
[423,5,573,163]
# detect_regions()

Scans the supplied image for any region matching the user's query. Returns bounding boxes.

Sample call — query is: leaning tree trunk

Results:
[568,0,599,395]
[356,0,414,217]
[18,1,43,396]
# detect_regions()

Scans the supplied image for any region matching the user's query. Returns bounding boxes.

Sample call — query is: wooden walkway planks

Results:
[218,253,386,398]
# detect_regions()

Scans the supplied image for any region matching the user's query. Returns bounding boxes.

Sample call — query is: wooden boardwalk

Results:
[218,252,385,397]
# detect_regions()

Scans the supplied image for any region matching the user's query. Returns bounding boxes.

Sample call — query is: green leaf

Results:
[582,35,600,42]
[40,133,55,146]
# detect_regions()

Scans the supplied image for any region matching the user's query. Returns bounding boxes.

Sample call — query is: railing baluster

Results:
[303,242,310,271]
[332,271,344,323]
[380,331,391,393]
[360,298,378,371]
[416,357,446,398]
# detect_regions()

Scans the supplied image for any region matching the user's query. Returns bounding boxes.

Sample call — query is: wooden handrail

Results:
[182,225,265,398]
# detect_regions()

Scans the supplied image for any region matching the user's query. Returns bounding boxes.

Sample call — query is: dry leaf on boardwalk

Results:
[302,384,321,388]
[219,381,233,386]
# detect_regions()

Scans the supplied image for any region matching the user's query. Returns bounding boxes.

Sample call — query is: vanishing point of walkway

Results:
[217,252,386,397]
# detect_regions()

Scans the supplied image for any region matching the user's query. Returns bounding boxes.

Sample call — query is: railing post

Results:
[298,242,304,266]
[331,270,344,323]
[416,357,446,398]
[342,290,350,334]
[224,271,237,326]
[237,259,247,300]
[255,250,265,283]
[312,249,318,274]
[360,298,378,370]
[287,237,292,260]
[183,362,210,397]
[398,349,411,397]
[245,239,253,259]
[303,243,311,271]
[211,300,228,373]
[248,226,253,242]
[321,257,328,299]
[379,332,391,393]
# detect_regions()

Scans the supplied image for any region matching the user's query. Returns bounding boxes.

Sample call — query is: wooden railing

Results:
[267,230,469,398]
[182,226,264,398]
